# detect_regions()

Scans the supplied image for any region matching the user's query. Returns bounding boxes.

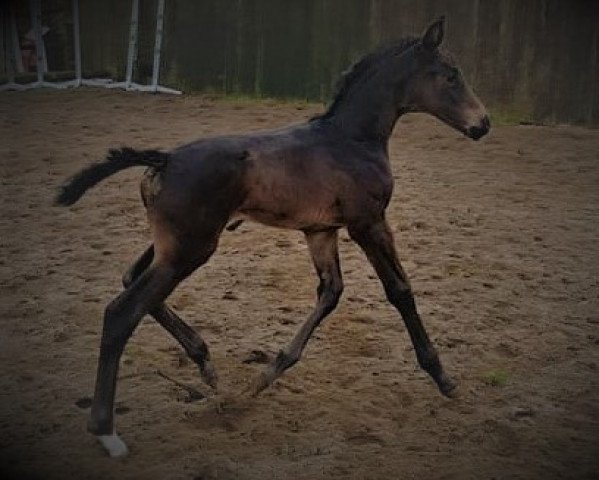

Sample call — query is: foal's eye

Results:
[446,72,457,84]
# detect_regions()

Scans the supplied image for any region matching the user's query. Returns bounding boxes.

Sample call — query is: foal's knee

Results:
[385,285,414,310]
[318,275,343,313]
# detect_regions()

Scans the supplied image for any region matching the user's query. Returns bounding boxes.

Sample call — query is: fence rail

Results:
[2,0,598,125]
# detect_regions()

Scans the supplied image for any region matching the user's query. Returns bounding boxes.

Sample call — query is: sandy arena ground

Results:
[0,90,598,480]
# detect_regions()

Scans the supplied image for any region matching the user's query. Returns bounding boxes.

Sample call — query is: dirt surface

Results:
[1,90,598,480]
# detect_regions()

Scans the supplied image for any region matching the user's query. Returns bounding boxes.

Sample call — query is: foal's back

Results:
[154,119,393,231]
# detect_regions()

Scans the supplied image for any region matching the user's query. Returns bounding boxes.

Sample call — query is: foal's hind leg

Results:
[349,220,456,397]
[252,229,343,395]
[88,260,181,456]
[89,237,219,456]
[122,245,217,389]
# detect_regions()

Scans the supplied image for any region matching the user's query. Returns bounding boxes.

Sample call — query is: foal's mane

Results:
[314,36,420,121]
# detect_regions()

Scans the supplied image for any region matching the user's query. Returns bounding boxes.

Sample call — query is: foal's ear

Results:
[422,16,445,50]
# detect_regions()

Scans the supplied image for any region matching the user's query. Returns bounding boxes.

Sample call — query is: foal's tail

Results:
[55,147,168,206]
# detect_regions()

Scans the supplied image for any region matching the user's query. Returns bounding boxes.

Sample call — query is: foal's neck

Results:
[323,53,417,145]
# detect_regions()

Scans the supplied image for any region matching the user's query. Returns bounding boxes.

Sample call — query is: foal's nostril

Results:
[467,115,490,140]
[481,115,491,130]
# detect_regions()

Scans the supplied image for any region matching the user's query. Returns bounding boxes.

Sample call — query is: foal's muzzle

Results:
[467,115,491,141]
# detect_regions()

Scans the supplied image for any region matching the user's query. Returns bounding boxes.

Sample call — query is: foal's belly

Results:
[235,206,344,231]
[235,187,345,231]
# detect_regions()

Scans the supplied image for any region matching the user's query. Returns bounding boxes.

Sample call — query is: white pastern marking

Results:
[97,433,129,458]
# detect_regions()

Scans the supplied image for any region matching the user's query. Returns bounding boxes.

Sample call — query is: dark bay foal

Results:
[57,17,489,456]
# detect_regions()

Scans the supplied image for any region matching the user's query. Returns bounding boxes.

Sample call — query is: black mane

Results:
[314,36,420,121]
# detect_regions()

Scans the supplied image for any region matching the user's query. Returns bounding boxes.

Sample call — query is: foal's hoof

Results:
[249,373,271,397]
[438,376,459,398]
[97,432,129,458]
[200,361,218,391]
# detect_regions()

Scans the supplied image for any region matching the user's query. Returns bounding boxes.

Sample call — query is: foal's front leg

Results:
[252,229,343,395]
[349,220,456,397]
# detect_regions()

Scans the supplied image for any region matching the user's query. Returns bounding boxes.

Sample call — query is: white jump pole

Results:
[31,0,65,88]
[108,0,180,94]
[0,0,180,94]
[125,0,139,89]
[141,0,178,94]
[10,1,24,74]
[0,1,27,91]
[72,0,82,87]
[76,0,114,88]
[151,0,165,89]
[148,0,180,94]
[31,0,44,83]
[3,0,75,90]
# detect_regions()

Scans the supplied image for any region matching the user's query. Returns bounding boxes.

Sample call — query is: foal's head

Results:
[405,17,490,140]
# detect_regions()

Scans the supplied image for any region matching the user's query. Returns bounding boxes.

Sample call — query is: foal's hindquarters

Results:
[87,150,248,456]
